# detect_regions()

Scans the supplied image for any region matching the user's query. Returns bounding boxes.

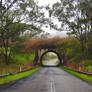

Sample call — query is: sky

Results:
[36,0,67,38]
[37,0,60,6]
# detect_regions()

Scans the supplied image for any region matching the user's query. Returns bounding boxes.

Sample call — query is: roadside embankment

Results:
[0,67,41,84]
[60,66,92,84]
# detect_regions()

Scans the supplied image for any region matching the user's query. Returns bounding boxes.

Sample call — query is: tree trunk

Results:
[34,49,39,65]
[80,40,87,60]
[5,52,9,65]
[3,39,9,65]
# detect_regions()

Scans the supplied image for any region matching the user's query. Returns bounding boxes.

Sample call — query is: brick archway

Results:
[34,49,63,66]
[40,49,62,66]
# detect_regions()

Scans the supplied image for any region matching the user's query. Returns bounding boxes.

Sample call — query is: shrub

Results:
[85,65,92,73]
[58,38,82,63]
[83,60,92,66]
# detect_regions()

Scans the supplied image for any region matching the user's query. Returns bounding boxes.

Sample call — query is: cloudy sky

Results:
[36,0,67,38]
[37,0,60,6]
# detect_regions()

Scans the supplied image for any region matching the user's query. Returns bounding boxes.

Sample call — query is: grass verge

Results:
[60,66,92,84]
[0,53,35,75]
[0,67,41,84]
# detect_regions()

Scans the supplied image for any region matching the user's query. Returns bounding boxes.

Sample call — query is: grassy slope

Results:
[60,66,92,84]
[0,67,41,84]
[0,53,35,74]
[12,53,35,65]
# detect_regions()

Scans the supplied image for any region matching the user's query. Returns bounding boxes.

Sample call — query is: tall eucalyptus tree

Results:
[52,0,92,59]
[0,0,46,64]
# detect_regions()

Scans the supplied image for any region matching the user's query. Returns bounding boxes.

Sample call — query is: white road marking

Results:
[51,80,53,92]
[53,77,56,92]
[50,76,56,92]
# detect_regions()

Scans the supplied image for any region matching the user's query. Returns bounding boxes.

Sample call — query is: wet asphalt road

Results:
[1,67,92,92]
[46,59,58,66]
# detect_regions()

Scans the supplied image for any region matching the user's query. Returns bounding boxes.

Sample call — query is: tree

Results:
[0,0,25,64]
[52,0,92,59]
[0,0,46,65]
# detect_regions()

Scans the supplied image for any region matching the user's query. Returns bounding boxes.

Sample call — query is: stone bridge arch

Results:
[27,38,65,66]
[34,49,63,66]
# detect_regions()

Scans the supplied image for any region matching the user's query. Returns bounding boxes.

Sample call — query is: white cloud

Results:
[37,0,60,6]
[36,0,67,38]
[49,31,67,38]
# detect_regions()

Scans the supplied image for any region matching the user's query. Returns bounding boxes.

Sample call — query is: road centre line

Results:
[50,76,56,92]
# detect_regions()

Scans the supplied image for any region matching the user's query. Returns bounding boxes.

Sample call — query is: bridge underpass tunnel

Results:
[40,52,60,66]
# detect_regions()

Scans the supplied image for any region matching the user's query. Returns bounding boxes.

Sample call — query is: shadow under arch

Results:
[40,50,62,66]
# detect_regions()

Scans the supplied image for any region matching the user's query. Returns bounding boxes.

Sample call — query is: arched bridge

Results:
[26,38,65,66]
[34,48,63,66]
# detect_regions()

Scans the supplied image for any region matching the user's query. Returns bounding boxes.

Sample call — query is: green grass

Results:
[83,60,92,66]
[60,66,92,84]
[0,67,41,84]
[0,53,35,74]
[12,53,35,65]
[85,66,92,73]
